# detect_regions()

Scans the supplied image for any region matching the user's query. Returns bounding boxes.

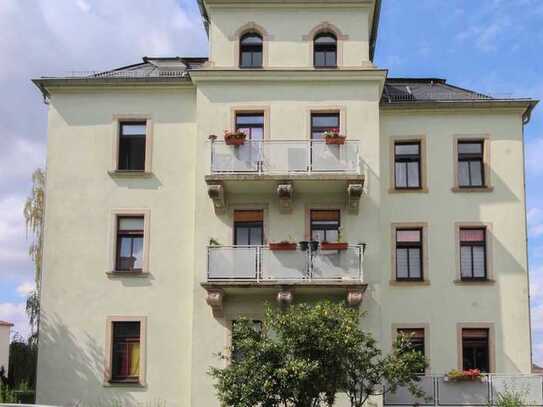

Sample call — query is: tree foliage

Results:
[209,301,426,407]
[7,334,37,390]
[23,168,45,343]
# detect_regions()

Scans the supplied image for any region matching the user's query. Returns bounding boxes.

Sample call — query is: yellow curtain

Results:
[129,343,140,377]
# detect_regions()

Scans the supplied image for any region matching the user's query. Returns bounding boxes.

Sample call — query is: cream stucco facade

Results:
[33,0,537,406]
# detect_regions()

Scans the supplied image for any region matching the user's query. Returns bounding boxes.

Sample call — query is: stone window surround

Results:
[454,222,495,285]
[456,322,496,373]
[230,106,271,140]
[104,316,147,387]
[230,22,273,69]
[110,114,154,176]
[303,22,349,68]
[388,135,428,193]
[306,105,347,140]
[108,208,151,276]
[391,323,431,374]
[390,222,430,286]
[452,134,493,193]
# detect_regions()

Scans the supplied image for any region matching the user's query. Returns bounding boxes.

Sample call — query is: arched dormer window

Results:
[314,32,337,68]
[240,32,263,68]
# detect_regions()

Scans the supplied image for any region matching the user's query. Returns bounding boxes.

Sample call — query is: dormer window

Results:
[240,32,263,68]
[314,33,337,68]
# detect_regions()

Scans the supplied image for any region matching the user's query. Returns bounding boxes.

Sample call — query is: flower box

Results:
[224,131,247,146]
[323,129,346,145]
[444,369,485,382]
[320,242,349,251]
[269,242,297,251]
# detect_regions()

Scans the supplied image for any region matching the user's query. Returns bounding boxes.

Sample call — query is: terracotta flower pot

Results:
[325,135,346,145]
[269,242,297,251]
[320,242,349,251]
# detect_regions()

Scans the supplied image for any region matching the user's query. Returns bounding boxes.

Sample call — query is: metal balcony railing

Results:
[384,374,543,406]
[210,140,360,174]
[207,244,364,282]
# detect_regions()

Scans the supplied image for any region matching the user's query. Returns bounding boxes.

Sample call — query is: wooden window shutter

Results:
[462,328,489,339]
[311,210,340,221]
[234,210,263,222]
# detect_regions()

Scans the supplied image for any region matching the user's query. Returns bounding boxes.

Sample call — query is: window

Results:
[310,210,340,242]
[118,122,146,171]
[395,229,423,280]
[460,228,487,280]
[240,32,263,68]
[116,216,144,272]
[314,33,337,68]
[397,328,425,373]
[236,113,264,141]
[458,141,485,188]
[394,142,421,189]
[234,210,263,245]
[111,321,141,382]
[462,328,489,372]
[231,320,262,362]
[311,112,340,140]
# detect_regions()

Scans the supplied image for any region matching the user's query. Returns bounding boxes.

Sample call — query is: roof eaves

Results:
[0,321,14,327]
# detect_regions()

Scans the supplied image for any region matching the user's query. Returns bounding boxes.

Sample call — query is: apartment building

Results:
[0,320,12,375]
[32,0,538,406]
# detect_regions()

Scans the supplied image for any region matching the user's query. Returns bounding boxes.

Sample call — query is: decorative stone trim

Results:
[205,288,225,318]
[276,289,293,307]
[277,183,294,212]
[346,182,364,211]
[229,22,273,41]
[346,288,364,307]
[302,22,349,41]
[208,183,226,212]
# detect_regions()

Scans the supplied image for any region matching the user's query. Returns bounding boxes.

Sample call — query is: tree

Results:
[7,334,37,389]
[209,301,426,407]
[23,168,45,343]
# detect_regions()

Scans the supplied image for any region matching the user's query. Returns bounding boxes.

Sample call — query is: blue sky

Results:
[0,0,542,363]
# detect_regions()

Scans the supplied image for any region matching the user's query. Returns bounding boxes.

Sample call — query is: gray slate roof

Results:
[382,78,491,103]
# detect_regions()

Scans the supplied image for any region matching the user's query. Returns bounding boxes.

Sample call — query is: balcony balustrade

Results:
[384,375,543,406]
[202,244,367,316]
[207,244,363,282]
[210,140,360,174]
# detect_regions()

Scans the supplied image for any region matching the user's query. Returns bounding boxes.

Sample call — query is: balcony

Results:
[201,244,367,316]
[205,140,365,212]
[384,375,543,406]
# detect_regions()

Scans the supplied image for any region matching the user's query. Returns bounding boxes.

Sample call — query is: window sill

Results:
[454,279,495,286]
[389,280,430,287]
[104,380,146,388]
[388,187,429,194]
[108,170,153,178]
[451,186,494,193]
[106,271,150,278]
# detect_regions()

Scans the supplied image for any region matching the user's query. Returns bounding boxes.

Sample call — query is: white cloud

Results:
[16,282,35,297]
[0,302,29,339]
[528,207,543,238]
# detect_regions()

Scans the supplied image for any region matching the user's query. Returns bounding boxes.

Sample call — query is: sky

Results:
[0,0,541,363]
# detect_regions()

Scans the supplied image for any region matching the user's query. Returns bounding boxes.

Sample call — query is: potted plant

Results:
[321,227,348,250]
[323,128,346,145]
[269,236,297,251]
[299,240,319,251]
[444,369,485,382]
[224,129,247,146]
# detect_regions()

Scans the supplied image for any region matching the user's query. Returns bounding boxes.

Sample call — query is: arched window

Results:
[314,32,337,68]
[240,32,263,68]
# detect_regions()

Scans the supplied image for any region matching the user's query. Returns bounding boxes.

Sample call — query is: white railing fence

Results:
[210,140,360,174]
[384,375,543,406]
[207,245,364,282]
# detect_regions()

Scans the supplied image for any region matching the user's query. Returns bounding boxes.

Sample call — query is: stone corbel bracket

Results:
[205,288,225,318]
[208,182,226,213]
[276,182,294,213]
[276,288,293,307]
[346,288,364,307]
[346,182,364,212]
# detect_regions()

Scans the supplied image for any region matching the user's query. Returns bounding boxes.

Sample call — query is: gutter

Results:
[369,0,382,62]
